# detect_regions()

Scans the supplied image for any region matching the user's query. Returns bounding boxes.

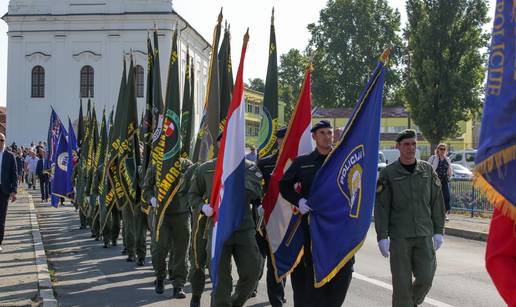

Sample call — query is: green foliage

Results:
[307,0,403,107]
[278,49,307,122]
[247,78,265,92]
[405,0,489,148]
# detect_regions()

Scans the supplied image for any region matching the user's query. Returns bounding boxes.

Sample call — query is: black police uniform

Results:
[279,148,354,307]
[257,153,286,307]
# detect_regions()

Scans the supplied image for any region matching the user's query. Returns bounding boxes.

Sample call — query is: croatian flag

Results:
[262,67,313,280]
[209,31,249,289]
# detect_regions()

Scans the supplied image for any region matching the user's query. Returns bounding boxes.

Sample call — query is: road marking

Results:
[353,273,455,307]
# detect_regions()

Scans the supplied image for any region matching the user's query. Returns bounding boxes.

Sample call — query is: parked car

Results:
[451,163,473,180]
[381,148,421,165]
[449,149,477,170]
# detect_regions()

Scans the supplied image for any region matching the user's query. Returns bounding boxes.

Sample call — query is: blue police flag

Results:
[474,0,516,222]
[47,107,67,162]
[308,51,387,287]
[66,118,78,198]
[51,126,69,207]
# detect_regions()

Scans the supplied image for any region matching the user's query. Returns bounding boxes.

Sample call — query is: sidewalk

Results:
[0,191,39,306]
[445,213,490,241]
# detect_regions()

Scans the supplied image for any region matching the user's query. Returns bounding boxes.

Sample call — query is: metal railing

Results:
[449,178,492,216]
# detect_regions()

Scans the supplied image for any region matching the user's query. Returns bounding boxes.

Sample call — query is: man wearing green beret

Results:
[374,129,445,307]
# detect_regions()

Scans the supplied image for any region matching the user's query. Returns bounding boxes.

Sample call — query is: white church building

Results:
[2,0,211,145]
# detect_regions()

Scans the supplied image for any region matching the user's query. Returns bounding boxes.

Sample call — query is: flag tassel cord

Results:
[473,144,516,222]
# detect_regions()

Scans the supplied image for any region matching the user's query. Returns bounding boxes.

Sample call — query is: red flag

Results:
[262,67,314,280]
[485,208,516,306]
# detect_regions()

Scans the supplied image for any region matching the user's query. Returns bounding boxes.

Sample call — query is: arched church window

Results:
[80,65,94,98]
[31,66,45,98]
[136,65,144,98]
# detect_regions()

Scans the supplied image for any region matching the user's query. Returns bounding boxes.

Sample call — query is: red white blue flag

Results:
[209,31,249,289]
[262,67,313,280]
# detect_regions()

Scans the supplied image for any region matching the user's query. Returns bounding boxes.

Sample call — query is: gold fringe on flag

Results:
[473,144,516,223]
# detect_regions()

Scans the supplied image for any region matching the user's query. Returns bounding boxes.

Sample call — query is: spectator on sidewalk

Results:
[24,150,38,190]
[36,149,51,202]
[428,144,453,220]
[15,149,24,184]
[0,133,18,252]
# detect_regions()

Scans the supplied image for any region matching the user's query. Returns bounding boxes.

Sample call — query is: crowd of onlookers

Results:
[6,141,52,201]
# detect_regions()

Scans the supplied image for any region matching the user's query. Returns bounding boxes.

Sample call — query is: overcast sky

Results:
[0,0,496,106]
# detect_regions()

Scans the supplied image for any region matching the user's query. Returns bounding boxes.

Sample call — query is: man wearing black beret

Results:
[375,129,445,306]
[280,120,354,307]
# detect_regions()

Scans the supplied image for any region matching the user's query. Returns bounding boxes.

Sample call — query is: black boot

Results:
[103,242,109,248]
[190,295,201,307]
[136,258,145,266]
[121,247,127,255]
[173,287,186,299]
[155,279,164,294]
[126,255,135,262]
[112,241,117,247]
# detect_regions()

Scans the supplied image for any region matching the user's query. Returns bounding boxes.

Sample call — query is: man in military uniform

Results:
[187,157,211,307]
[134,164,149,266]
[280,120,354,307]
[256,127,287,307]
[374,129,445,307]
[188,136,263,307]
[122,198,136,262]
[143,158,192,298]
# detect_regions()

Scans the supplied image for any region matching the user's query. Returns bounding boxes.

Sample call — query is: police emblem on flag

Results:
[57,152,69,172]
[337,145,365,218]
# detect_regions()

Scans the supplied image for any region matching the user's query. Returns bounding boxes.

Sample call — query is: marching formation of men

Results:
[63,9,447,307]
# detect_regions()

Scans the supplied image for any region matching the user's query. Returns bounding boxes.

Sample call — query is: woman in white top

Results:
[428,144,453,219]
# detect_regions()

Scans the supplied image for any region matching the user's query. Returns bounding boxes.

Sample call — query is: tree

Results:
[278,49,307,122]
[405,0,489,150]
[248,78,265,92]
[307,0,403,107]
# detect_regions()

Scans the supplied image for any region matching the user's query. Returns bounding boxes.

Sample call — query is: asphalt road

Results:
[34,198,504,307]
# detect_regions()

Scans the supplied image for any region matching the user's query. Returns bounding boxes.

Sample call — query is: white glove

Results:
[150,197,157,208]
[202,204,214,217]
[257,205,265,217]
[433,234,444,251]
[378,239,390,258]
[298,198,312,215]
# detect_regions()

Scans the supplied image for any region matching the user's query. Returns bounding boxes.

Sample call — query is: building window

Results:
[135,65,144,98]
[80,65,94,98]
[247,102,253,113]
[31,66,45,98]
[246,121,260,137]
[254,104,260,114]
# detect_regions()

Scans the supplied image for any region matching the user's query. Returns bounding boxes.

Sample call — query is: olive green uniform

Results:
[189,159,263,307]
[134,165,150,261]
[374,160,445,307]
[187,162,211,299]
[143,159,192,287]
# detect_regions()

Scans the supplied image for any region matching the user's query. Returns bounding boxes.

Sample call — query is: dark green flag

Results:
[99,108,115,233]
[78,99,84,148]
[85,106,98,197]
[192,10,223,163]
[76,101,91,215]
[91,110,107,229]
[180,48,194,159]
[142,35,154,172]
[118,57,140,210]
[151,28,166,184]
[107,60,128,209]
[218,23,234,129]
[155,28,182,241]
[258,8,279,158]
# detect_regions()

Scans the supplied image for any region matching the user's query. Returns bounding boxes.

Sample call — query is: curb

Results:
[28,194,58,307]
[445,226,488,242]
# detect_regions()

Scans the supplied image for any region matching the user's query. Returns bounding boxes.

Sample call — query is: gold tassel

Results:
[474,173,516,223]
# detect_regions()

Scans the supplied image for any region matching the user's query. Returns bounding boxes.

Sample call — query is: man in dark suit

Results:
[36,148,51,202]
[0,133,18,252]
